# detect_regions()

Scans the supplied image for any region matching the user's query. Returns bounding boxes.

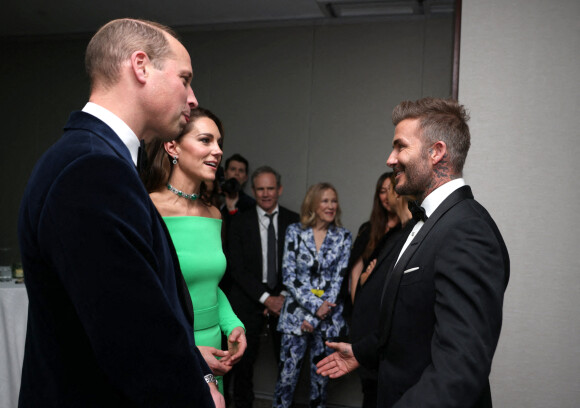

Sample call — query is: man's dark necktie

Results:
[408,200,428,222]
[266,212,278,290]
[137,140,148,175]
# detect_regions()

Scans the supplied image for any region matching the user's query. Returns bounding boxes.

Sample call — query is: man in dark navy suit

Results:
[18,19,223,407]
[226,166,299,408]
[317,98,509,407]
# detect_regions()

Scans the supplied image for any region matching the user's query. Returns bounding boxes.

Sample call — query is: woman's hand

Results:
[227,326,247,364]
[198,346,232,376]
[315,300,336,320]
[360,258,377,286]
[301,320,314,333]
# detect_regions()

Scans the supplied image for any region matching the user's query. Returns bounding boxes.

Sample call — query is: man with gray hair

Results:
[226,166,299,408]
[18,19,222,407]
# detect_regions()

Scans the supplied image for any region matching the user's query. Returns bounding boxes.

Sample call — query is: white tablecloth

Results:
[0,280,28,408]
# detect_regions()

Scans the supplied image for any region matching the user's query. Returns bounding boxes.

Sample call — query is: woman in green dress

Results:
[145,107,246,393]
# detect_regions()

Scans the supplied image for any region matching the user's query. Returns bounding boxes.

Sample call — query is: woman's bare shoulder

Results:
[206,204,222,220]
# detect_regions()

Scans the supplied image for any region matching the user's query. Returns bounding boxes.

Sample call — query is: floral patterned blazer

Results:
[277,222,352,338]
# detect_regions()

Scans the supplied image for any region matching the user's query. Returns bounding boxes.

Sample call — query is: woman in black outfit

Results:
[347,172,412,407]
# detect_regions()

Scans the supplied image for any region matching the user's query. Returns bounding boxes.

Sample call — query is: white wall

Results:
[460,1,580,407]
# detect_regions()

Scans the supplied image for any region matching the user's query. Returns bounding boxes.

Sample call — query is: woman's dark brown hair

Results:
[143,107,224,206]
[362,171,396,261]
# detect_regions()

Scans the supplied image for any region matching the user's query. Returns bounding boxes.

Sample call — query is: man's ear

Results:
[277,185,284,196]
[430,141,447,165]
[131,51,150,84]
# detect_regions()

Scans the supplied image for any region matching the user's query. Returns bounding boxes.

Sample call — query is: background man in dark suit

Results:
[219,153,256,293]
[17,19,223,407]
[220,153,256,221]
[227,166,299,408]
[317,97,510,407]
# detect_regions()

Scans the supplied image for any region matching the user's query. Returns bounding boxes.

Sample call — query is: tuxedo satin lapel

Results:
[377,186,474,347]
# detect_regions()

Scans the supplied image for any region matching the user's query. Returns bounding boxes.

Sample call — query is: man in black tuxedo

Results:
[317,97,510,407]
[227,166,299,408]
[18,19,222,407]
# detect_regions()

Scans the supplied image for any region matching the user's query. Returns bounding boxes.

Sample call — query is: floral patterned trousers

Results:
[273,331,333,408]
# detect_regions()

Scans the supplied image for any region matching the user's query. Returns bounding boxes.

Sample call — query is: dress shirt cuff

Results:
[259,292,270,304]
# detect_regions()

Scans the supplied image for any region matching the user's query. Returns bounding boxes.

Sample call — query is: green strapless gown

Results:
[164,216,244,393]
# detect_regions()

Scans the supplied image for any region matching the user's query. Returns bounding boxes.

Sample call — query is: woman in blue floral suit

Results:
[273,183,352,408]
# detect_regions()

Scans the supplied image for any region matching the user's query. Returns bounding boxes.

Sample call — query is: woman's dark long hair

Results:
[362,171,395,261]
[143,107,224,206]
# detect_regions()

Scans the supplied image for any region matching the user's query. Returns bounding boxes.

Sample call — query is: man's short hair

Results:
[251,166,281,188]
[85,18,179,91]
[225,154,249,173]
[392,97,471,174]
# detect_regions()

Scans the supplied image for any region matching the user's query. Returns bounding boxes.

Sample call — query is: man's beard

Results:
[394,154,431,198]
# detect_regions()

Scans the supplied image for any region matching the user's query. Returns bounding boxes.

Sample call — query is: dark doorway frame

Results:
[452,0,462,99]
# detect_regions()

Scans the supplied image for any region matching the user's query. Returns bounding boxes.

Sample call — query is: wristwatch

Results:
[204,373,219,387]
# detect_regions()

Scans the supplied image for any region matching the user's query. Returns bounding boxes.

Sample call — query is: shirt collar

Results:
[421,178,466,217]
[256,204,280,219]
[82,102,140,166]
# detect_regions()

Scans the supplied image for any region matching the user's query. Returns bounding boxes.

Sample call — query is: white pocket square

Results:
[403,267,419,274]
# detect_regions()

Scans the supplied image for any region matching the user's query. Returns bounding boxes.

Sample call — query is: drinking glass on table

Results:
[13,262,24,279]
[0,248,13,282]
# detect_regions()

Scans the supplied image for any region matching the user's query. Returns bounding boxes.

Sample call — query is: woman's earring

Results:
[172,156,178,165]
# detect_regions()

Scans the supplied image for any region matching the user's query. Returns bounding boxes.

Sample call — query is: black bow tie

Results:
[408,200,428,223]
